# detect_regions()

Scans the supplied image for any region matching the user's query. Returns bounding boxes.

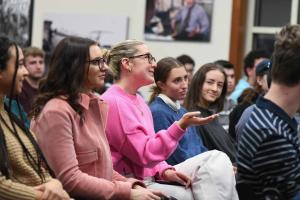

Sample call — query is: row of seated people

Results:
[0,35,236,200]
[1,23,300,200]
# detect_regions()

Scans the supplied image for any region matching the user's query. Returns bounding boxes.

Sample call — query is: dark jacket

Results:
[196,106,236,163]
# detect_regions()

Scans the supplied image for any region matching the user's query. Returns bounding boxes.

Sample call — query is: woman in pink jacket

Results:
[102,40,238,200]
[31,37,165,200]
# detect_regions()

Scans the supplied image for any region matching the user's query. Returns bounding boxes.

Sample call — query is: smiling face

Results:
[128,44,157,87]
[0,46,29,96]
[159,66,188,101]
[200,69,225,105]
[83,44,107,91]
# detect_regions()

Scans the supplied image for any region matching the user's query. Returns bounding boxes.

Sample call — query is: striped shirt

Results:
[237,97,300,200]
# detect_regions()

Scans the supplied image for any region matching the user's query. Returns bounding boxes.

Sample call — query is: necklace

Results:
[135,103,144,116]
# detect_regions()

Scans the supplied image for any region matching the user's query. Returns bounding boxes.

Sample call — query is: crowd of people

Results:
[1,23,300,200]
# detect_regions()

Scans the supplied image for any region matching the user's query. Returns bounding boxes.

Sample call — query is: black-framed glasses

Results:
[87,57,107,70]
[128,53,156,64]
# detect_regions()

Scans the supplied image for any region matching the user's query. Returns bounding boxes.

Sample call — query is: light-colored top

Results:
[31,93,142,200]
[230,76,251,103]
[102,85,185,180]
[0,96,51,200]
[175,3,209,35]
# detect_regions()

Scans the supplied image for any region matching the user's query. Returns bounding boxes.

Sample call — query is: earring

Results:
[128,68,132,72]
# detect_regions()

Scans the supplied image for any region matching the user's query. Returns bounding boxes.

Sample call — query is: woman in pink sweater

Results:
[31,37,165,200]
[102,40,238,200]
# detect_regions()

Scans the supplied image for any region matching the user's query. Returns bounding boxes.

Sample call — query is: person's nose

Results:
[23,66,29,77]
[182,79,188,89]
[211,83,218,92]
[151,61,157,68]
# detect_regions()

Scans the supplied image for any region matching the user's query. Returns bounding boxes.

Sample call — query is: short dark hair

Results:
[243,50,269,76]
[271,24,300,86]
[214,60,234,70]
[176,54,195,67]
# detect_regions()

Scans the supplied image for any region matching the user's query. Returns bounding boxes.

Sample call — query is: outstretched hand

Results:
[177,111,218,130]
[162,169,192,188]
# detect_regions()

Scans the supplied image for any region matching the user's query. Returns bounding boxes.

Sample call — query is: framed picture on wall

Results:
[42,12,128,59]
[144,0,214,42]
[0,0,34,47]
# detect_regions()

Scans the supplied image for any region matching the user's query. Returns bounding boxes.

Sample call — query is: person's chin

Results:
[145,78,154,85]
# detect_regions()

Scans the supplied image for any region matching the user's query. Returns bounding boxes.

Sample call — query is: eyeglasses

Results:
[128,53,156,64]
[87,57,107,70]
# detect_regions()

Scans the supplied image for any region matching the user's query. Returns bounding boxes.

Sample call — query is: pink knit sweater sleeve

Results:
[31,104,132,200]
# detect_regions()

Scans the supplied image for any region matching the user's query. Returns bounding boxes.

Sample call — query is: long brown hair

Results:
[31,36,97,120]
[149,57,184,103]
[184,63,227,112]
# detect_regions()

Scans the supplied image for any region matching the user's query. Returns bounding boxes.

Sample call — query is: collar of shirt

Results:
[256,96,298,132]
[157,93,181,112]
[78,92,104,110]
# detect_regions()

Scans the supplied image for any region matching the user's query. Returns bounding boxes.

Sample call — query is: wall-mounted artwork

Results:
[144,0,214,42]
[42,12,128,56]
[0,0,34,47]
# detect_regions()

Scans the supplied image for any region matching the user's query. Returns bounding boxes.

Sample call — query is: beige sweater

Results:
[0,97,51,200]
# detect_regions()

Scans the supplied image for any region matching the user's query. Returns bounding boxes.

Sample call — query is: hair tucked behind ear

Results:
[106,40,144,80]
[184,63,227,112]
[31,36,97,120]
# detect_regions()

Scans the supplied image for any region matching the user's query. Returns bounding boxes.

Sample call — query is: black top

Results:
[196,106,236,163]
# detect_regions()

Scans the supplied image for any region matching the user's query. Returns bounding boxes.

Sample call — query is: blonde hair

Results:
[107,40,144,80]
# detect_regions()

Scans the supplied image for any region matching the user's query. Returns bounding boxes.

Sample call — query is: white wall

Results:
[32,0,232,67]
[32,0,233,99]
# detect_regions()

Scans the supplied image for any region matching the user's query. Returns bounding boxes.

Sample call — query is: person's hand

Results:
[34,179,70,200]
[188,27,201,37]
[130,185,166,200]
[162,169,192,188]
[177,111,218,130]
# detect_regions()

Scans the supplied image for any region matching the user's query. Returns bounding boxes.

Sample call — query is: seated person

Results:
[149,57,207,165]
[229,59,271,142]
[0,36,69,200]
[184,63,236,163]
[31,36,164,200]
[237,24,300,200]
[214,60,237,131]
[102,40,238,200]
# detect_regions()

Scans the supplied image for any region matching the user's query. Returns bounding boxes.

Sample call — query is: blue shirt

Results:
[237,96,300,200]
[150,97,207,165]
[230,77,251,103]
[175,3,209,35]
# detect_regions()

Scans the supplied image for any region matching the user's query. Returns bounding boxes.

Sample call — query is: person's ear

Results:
[120,58,132,72]
[246,67,254,77]
[256,75,263,86]
[157,81,166,92]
